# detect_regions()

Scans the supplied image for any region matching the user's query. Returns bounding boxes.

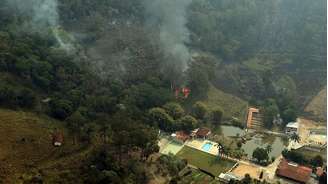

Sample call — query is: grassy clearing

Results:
[176,146,236,176]
[0,108,85,183]
[202,85,248,122]
[305,86,327,121]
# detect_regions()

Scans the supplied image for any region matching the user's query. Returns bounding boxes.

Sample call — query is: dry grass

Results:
[0,108,84,183]
[202,85,248,122]
[231,163,261,179]
[305,87,327,121]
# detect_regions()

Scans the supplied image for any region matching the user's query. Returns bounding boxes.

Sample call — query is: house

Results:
[195,127,211,139]
[285,121,299,136]
[171,131,190,143]
[52,132,64,147]
[246,107,263,129]
[276,159,312,184]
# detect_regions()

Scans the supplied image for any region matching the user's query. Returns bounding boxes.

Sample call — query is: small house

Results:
[285,121,299,136]
[195,127,211,139]
[52,132,64,147]
[171,131,190,143]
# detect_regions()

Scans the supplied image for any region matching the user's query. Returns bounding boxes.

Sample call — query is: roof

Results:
[175,131,190,142]
[316,167,324,177]
[246,107,259,128]
[52,132,64,143]
[276,159,312,183]
[196,127,211,137]
[286,122,299,129]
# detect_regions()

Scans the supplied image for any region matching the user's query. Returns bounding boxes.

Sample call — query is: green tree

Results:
[212,107,224,125]
[192,101,209,120]
[177,115,198,133]
[262,99,279,128]
[148,107,174,131]
[310,155,323,167]
[290,133,300,143]
[163,102,185,119]
[282,108,297,123]
[66,111,86,144]
[252,147,269,164]
[49,99,74,120]
[265,145,272,154]
[187,63,210,97]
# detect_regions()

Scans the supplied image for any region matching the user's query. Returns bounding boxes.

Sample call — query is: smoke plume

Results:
[6,0,59,28]
[144,0,192,72]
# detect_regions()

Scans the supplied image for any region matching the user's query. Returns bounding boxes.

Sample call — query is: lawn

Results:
[176,146,236,176]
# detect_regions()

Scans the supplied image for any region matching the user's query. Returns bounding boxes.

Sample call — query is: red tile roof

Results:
[316,167,324,177]
[196,127,211,137]
[175,131,190,142]
[52,132,64,144]
[276,159,312,183]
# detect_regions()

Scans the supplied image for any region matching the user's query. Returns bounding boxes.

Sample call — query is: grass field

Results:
[176,146,236,176]
[202,85,248,122]
[0,108,86,183]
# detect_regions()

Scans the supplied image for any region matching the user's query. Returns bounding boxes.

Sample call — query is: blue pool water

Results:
[202,142,213,152]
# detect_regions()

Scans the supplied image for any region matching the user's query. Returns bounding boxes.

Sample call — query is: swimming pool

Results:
[202,142,213,152]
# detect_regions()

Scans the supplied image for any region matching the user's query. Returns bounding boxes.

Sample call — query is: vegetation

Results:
[202,85,248,123]
[282,149,325,167]
[0,0,325,182]
[252,147,272,165]
[192,101,209,120]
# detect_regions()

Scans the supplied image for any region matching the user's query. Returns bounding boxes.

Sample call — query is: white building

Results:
[285,121,299,136]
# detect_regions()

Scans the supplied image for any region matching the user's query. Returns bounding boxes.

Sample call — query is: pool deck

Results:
[185,139,219,156]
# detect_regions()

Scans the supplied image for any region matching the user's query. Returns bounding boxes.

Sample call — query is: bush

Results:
[163,102,185,119]
[212,107,223,125]
[192,101,208,120]
[49,99,74,120]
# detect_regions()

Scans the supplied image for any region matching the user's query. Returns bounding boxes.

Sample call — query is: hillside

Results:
[304,87,327,121]
[0,109,87,183]
[202,85,248,123]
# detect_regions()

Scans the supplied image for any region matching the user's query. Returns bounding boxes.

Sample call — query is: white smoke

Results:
[144,0,192,72]
[6,0,59,28]
[6,0,76,51]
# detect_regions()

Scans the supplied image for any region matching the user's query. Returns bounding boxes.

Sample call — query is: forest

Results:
[0,0,326,183]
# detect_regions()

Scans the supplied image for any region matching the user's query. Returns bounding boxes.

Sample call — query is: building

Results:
[285,121,299,136]
[246,107,263,129]
[52,132,64,147]
[276,159,312,184]
[171,131,190,143]
[194,127,211,139]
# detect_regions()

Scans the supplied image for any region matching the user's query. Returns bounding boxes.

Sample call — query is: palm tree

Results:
[290,133,300,143]
[266,145,272,154]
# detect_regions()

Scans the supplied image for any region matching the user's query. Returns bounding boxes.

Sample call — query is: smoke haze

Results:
[144,0,192,72]
[6,0,59,28]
